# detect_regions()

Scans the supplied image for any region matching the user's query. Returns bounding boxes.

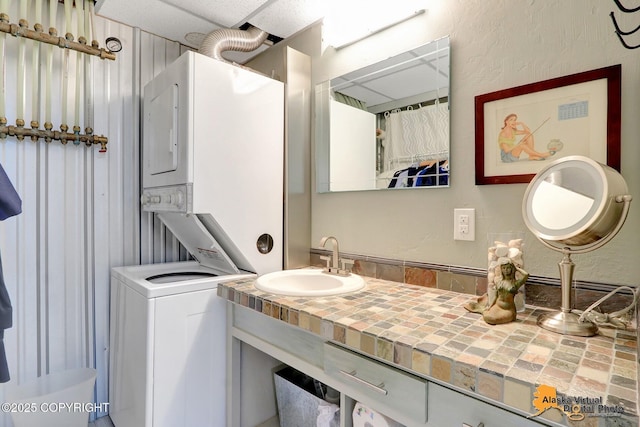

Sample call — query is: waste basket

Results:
[274,366,339,427]
[5,368,97,427]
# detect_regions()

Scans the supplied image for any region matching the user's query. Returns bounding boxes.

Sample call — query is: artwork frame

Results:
[474,65,621,185]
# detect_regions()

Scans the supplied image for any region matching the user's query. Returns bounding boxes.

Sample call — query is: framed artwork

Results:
[474,65,621,185]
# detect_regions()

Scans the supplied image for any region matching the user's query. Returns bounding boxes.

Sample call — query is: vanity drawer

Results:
[324,343,427,424]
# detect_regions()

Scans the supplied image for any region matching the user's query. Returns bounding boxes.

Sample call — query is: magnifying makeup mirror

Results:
[522,155,632,336]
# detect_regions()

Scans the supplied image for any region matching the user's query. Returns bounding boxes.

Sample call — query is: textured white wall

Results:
[255,0,640,286]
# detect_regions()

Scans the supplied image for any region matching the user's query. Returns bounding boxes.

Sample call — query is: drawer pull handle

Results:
[339,370,388,395]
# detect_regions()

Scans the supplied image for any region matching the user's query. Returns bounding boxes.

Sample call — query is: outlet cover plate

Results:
[454,208,475,241]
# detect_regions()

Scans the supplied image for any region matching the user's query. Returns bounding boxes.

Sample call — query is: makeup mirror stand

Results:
[535,193,632,337]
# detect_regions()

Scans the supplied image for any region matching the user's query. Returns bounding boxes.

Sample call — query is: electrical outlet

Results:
[454,208,475,241]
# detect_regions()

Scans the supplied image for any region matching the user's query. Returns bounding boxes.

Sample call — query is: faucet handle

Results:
[319,255,332,271]
[339,258,355,275]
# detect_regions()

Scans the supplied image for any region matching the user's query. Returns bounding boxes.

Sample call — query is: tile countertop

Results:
[218,270,638,425]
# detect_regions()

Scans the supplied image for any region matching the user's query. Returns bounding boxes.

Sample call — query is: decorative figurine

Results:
[465,238,529,325]
[482,260,529,324]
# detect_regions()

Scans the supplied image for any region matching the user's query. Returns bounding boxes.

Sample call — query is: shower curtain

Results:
[382,102,449,173]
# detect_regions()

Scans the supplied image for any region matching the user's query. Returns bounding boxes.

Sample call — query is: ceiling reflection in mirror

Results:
[316,36,450,192]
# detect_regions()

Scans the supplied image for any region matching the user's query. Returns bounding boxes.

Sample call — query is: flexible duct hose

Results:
[199,26,268,62]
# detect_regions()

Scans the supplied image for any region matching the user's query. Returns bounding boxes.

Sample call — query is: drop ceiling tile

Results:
[95,0,220,47]
[249,0,324,38]
[162,0,269,27]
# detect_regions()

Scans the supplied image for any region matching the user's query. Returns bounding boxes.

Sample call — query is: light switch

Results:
[454,208,475,241]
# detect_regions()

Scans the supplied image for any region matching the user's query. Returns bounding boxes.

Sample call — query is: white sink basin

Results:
[255,269,365,297]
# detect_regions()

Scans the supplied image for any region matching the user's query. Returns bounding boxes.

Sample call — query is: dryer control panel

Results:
[141,184,191,213]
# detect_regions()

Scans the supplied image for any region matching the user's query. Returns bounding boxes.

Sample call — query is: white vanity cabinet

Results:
[227,303,556,427]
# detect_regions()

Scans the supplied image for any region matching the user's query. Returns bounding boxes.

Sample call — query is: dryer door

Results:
[158,212,242,274]
[146,83,178,175]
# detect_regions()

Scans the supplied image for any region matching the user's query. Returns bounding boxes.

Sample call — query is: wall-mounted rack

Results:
[0,119,108,152]
[0,12,116,60]
[0,0,112,152]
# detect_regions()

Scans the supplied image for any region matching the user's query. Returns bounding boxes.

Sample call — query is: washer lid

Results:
[157,212,244,274]
[145,271,217,284]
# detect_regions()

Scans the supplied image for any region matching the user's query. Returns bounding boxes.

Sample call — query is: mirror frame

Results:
[522,155,629,246]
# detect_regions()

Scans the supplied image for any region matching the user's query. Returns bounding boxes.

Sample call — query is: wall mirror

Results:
[316,36,450,193]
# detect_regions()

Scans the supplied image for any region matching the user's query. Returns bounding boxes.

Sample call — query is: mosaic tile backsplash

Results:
[310,250,637,320]
[219,270,638,427]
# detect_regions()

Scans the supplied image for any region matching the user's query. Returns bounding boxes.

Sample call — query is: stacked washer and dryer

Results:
[108,51,285,427]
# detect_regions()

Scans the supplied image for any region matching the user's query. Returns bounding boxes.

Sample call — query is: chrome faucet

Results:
[319,236,354,276]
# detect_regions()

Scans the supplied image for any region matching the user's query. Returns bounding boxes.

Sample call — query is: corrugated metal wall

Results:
[0,2,184,425]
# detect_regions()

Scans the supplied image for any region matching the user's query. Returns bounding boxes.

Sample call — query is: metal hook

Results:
[614,30,640,48]
[609,11,640,35]
[609,12,640,49]
[612,0,640,13]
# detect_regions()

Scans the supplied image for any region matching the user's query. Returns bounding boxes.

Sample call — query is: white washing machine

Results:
[109,51,285,427]
[109,261,254,427]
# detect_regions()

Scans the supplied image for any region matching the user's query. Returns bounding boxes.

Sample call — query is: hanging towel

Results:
[0,163,21,220]
[0,259,10,382]
[0,162,20,383]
